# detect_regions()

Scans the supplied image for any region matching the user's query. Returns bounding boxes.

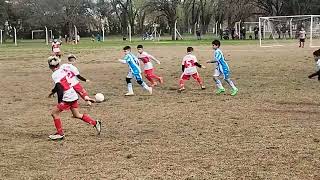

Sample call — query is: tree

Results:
[252,0,286,16]
[147,0,181,40]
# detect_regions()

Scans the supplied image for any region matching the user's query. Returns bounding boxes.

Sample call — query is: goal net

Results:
[259,15,320,47]
[32,30,46,40]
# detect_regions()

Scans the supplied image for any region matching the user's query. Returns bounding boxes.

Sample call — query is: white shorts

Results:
[213,68,230,79]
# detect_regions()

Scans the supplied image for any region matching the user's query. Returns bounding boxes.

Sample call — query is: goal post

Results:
[0,29,3,44]
[14,27,17,46]
[310,15,320,47]
[259,15,320,47]
[31,27,50,45]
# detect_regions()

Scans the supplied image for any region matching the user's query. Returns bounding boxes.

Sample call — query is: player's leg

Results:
[49,103,67,140]
[178,74,189,92]
[135,73,152,95]
[73,83,95,105]
[192,73,205,90]
[222,70,238,96]
[149,68,163,84]
[126,71,134,96]
[225,78,238,96]
[299,40,302,47]
[70,102,101,135]
[213,68,225,94]
[144,69,156,86]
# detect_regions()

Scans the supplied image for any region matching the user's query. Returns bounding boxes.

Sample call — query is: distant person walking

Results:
[253,25,259,40]
[299,27,306,48]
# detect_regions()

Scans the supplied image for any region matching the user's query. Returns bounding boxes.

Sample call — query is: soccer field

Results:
[0,39,319,179]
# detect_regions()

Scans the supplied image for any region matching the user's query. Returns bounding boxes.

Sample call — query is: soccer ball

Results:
[95,93,104,103]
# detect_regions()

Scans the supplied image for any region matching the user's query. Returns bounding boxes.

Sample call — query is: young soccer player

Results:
[60,54,95,105]
[137,45,163,86]
[119,46,152,96]
[207,40,238,96]
[52,39,62,58]
[47,56,101,141]
[308,49,320,80]
[299,27,306,48]
[178,47,206,92]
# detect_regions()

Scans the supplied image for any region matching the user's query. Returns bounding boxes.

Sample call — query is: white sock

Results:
[214,78,224,89]
[141,82,150,90]
[225,79,237,90]
[127,83,133,93]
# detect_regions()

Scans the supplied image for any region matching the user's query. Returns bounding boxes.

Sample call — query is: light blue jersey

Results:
[214,48,230,79]
[124,53,141,75]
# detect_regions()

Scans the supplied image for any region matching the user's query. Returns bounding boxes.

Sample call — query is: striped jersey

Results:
[124,53,141,74]
[214,48,230,73]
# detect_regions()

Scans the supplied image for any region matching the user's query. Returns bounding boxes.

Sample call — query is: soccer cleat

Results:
[215,88,225,95]
[151,82,158,87]
[178,87,186,92]
[231,88,238,96]
[86,101,92,106]
[94,120,102,135]
[49,133,65,141]
[148,87,153,95]
[125,92,135,96]
[201,85,206,90]
[159,77,164,84]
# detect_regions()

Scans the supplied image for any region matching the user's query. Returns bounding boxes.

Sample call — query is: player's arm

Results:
[118,56,130,64]
[194,62,205,68]
[308,70,320,79]
[76,74,88,82]
[206,59,218,63]
[181,65,185,72]
[49,83,64,103]
[194,57,205,68]
[118,59,126,63]
[149,54,161,64]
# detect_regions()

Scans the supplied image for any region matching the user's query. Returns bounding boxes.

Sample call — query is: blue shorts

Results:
[127,71,142,81]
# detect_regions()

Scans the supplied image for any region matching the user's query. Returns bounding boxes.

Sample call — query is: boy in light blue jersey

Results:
[207,40,238,96]
[119,46,152,96]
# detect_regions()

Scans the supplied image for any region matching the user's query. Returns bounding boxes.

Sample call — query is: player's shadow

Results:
[275,101,320,106]
[259,108,320,115]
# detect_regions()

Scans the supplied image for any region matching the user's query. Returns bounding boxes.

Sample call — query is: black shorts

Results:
[300,39,305,42]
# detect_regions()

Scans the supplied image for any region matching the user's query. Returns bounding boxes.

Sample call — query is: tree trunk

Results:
[169,20,175,40]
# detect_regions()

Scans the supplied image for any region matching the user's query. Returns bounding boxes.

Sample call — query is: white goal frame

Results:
[259,15,320,47]
[0,29,3,44]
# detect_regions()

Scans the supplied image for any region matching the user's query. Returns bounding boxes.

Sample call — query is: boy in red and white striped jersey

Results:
[179,47,206,92]
[47,56,101,141]
[137,45,163,86]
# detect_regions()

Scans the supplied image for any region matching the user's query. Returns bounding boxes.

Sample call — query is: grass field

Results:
[0,38,320,179]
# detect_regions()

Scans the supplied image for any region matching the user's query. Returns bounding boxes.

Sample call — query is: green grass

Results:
[0,35,260,51]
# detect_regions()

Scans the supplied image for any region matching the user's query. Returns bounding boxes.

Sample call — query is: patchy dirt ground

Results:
[0,42,319,179]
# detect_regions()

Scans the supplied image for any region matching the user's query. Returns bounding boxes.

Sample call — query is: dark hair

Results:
[313,49,320,57]
[123,46,131,50]
[137,45,143,49]
[212,40,221,47]
[187,47,193,52]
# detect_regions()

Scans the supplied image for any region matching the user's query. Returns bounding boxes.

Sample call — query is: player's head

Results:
[137,45,144,54]
[67,54,77,63]
[48,56,61,71]
[53,39,58,43]
[212,40,221,49]
[123,46,131,54]
[313,49,320,60]
[301,27,304,31]
[187,47,193,53]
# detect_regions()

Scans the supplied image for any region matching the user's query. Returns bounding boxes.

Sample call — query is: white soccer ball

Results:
[95,93,104,103]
